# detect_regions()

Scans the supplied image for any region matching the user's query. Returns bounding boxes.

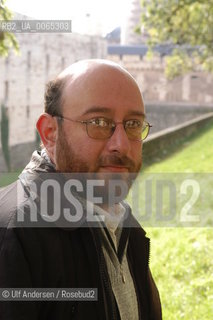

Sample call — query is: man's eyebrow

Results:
[82,106,145,118]
[126,110,145,118]
[82,106,112,115]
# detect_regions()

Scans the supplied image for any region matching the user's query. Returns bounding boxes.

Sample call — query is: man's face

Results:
[55,64,144,183]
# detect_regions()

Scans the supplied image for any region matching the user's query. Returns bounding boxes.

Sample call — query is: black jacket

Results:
[0,151,162,319]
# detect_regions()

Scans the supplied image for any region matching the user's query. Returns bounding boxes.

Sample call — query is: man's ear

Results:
[36,113,58,158]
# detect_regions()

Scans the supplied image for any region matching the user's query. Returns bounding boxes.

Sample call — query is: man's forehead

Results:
[58,59,144,116]
[60,60,140,95]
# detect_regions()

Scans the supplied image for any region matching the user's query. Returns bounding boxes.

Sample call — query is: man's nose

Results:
[106,123,131,154]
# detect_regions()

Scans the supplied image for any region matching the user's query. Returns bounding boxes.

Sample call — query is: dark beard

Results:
[55,127,142,205]
[56,127,90,173]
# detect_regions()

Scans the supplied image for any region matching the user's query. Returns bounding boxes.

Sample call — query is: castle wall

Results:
[107,54,213,105]
[0,32,106,147]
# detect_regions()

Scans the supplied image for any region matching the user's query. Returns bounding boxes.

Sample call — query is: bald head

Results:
[44,59,144,117]
[58,59,137,84]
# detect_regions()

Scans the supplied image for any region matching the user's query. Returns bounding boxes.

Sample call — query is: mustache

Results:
[98,155,135,169]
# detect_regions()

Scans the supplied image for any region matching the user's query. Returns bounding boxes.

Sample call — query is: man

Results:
[0,59,162,319]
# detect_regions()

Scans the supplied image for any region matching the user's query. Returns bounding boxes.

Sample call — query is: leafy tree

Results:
[138,0,213,78]
[0,0,19,56]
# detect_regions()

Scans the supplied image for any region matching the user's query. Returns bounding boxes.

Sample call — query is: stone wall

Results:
[107,54,213,105]
[145,102,213,134]
[0,31,106,148]
[143,113,213,162]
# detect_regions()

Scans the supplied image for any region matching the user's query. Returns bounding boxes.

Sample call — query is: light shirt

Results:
[90,202,139,320]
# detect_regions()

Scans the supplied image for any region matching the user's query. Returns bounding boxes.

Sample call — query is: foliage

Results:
[0,104,10,171]
[137,0,213,78]
[0,0,19,56]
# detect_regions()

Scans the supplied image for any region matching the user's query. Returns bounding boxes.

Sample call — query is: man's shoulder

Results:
[0,179,27,228]
[0,181,18,225]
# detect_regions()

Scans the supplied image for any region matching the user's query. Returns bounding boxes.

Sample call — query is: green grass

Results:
[147,228,213,319]
[143,121,213,173]
[141,122,213,319]
[0,171,21,187]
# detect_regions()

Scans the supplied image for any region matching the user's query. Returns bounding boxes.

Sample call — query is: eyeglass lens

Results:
[86,122,149,141]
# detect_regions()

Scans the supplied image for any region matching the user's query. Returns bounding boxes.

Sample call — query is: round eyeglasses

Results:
[55,116,152,141]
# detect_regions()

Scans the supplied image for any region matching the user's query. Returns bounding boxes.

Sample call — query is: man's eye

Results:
[125,120,142,128]
[91,118,109,127]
